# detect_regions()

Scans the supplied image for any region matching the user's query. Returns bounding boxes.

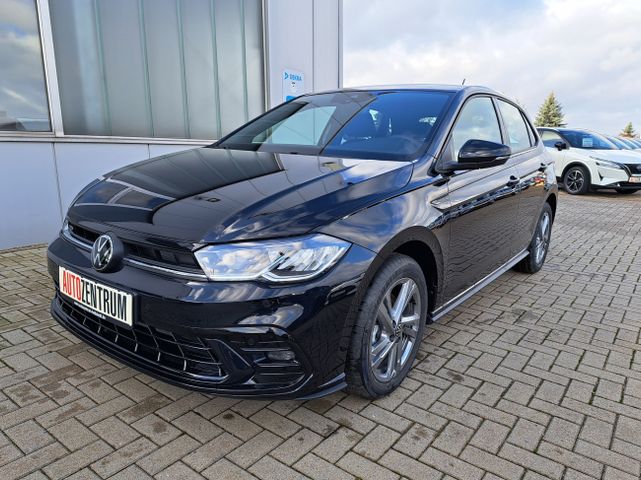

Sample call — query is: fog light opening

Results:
[266,350,296,362]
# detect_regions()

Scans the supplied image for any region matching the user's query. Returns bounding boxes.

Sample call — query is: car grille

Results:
[68,223,200,271]
[68,223,99,243]
[57,294,226,379]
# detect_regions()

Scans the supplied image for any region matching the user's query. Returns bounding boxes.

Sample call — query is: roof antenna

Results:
[461,78,466,85]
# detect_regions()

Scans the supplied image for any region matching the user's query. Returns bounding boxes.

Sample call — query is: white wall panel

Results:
[265,0,341,107]
[265,0,314,107]
[0,143,61,249]
[313,0,341,92]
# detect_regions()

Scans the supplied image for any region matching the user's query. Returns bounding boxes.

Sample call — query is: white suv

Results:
[538,128,641,195]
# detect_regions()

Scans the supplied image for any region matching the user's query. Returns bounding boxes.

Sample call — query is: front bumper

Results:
[594,165,641,189]
[48,235,375,399]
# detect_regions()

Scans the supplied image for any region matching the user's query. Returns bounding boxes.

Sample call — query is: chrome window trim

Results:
[61,226,208,281]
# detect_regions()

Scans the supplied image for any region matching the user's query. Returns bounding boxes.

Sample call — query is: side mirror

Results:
[554,141,568,151]
[454,139,511,170]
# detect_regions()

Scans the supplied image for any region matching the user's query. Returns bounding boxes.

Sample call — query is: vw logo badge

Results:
[91,233,122,272]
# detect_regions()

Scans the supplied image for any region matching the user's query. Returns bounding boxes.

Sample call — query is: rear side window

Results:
[497,100,532,154]
[450,97,502,157]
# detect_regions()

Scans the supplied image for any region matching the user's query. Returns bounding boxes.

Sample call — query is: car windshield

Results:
[562,130,616,150]
[215,90,454,160]
[607,136,632,150]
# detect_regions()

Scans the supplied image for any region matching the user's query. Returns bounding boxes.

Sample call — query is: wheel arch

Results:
[545,193,557,220]
[562,161,593,183]
[356,226,445,319]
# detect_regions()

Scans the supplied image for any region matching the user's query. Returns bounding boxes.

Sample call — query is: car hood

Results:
[67,147,413,245]
[580,149,641,164]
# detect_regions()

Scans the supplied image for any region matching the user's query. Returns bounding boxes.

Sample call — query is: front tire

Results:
[616,188,637,195]
[345,254,427,399]
[563,165,590,195]
[514,203,553,274]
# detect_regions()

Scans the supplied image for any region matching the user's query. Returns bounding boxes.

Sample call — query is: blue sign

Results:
[282,69,305,103]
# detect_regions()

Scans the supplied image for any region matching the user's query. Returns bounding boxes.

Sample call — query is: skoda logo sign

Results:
[91,233,123,272]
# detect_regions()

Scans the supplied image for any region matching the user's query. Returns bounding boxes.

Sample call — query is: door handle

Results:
[506,175,519,188]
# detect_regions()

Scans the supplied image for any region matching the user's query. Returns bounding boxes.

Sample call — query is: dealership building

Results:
[1,0,342,249]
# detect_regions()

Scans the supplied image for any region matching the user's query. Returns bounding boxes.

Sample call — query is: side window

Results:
[451,97,502,158]
[540,130,564,148]
[497,100,532,154]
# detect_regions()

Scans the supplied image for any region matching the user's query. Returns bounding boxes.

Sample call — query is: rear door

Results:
[438,96,521,302]
[496,100,551,252]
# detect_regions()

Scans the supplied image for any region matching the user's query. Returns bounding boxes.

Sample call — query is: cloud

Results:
[344,0,641,134]
[0,0,39,34]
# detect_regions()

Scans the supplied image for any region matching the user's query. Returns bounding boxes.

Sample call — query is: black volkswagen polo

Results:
[48,85,557,399]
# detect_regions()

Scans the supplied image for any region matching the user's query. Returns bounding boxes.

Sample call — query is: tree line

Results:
[534,92,636,138]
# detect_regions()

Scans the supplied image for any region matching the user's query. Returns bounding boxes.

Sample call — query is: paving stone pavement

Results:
[1,191,641,480]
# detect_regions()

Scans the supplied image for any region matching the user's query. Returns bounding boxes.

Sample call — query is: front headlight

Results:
[194,234,351,282]
[590,156,623,169]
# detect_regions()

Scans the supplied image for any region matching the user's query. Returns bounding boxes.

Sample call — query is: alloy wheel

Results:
[534,211,551,265]
[565,168,585,194]
[369,278,421,382]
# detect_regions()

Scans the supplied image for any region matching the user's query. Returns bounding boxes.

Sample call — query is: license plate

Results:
[58,266,133,326]
[628,176,641,183]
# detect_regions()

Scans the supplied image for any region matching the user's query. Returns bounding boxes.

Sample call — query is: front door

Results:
[438,96,521,302]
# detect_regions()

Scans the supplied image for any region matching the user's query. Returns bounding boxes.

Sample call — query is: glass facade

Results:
[48,0,264,139]
[0,0,50,132]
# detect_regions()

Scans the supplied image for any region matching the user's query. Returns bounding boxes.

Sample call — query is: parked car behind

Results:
[48,85,558,399]
[538,127,641,195]
[605,135,641,154]
[617,137,641,149]
[607,135,637,151]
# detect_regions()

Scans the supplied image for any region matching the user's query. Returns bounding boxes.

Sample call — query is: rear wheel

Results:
[514,203,553,274]
[345,254,427,399]
[563,165,590,195]
[615,188,637,195]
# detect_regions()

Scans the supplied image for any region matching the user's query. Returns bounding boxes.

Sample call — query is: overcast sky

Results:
[343,0,641,135]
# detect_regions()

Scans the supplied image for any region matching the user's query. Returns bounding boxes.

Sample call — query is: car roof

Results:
[313,84,500,96]
[536,127,595,133]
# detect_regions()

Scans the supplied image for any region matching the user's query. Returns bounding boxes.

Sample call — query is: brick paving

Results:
[1,191,641,480]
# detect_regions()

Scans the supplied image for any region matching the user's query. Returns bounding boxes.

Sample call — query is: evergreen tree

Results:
[621,122,635,138]
[534,92,566,127]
